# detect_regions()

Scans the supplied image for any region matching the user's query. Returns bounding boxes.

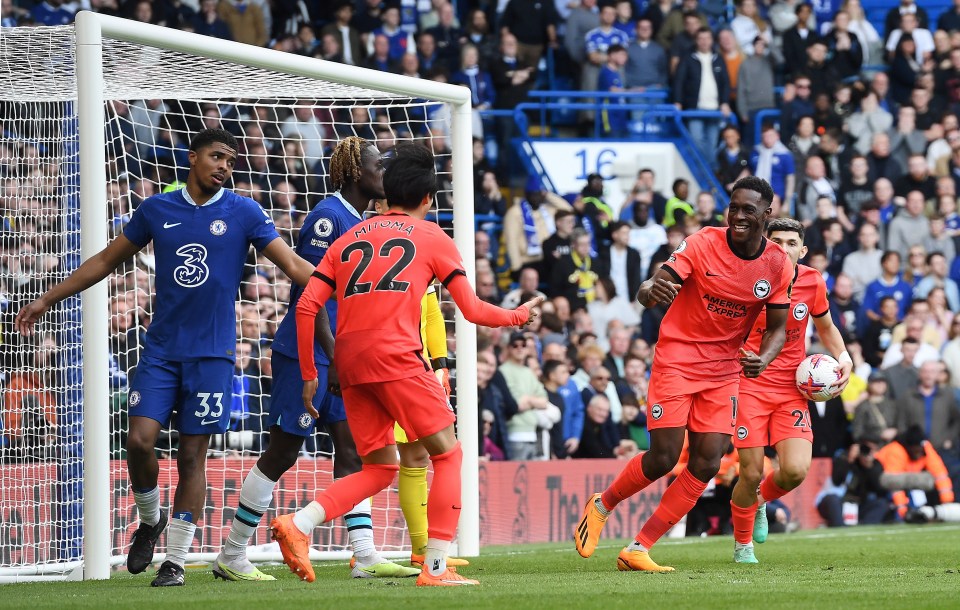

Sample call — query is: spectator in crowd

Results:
[730,0,772,55]
[425,1,462,71]
[811,392,853,458]
[886,12,934,64]
[839,156,877,229]
[598,44,630,138]
[888,191,932,259]
[217,0,267,48]
[565,0,601,85]
[597,221,642,303]
[503,175,573,276]
[781,2,815,73]
[876,426,954,520]
[192,0,232,40]
[367,5,415,61]
[736,36,775,146]
[842,222,884,300]
[583,3,631,92]
[478,349,510,460]
[897,361,960,458]
[661,178,694,229]
[890,119,930,186]
[540,359,570,458]
[491,32,536,175]
[499,0,560,68]
[318,3,362,65]
[795,156,835,226]
[550,228,598,311]
[717,125,751,193]
[826,10,864,80]
[889,35,924,106]
[501,267,547,310]
[830,273,863,339]
[880,314,941,368]
[601,326,633,381]
[499,331,551,461]
[542,209,576,283]
[673,27,731,170]
[853,371,900,444]
[625,18,668,90]
[574,393,619,458]
[542,341,585,456]
[923,216,956,263]
[847,93,894,156]
[816,438,890,526]
[656,0,708,51]
[885,0,929,41]
[717,29,744,99]
[620,167,668,224]
[617,396,648,452]
[751,124,796,206]
[31,0,74,25]
[862,296,902,367]
[3,332,58,460]
[869,142,905,195]
[915,252,960,310]
[885,338,922,403]
[839,0,882,65]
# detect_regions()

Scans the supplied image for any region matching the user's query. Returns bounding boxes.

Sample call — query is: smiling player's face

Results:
[190,142,236,194]
[726,188,770,252]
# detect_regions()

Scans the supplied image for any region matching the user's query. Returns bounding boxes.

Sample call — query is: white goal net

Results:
[0,17,476,580]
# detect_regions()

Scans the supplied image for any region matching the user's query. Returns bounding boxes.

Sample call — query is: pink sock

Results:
[601,453,654,510]
[635,469,707,549]
[730,500,758,545]
[759,473,789,503]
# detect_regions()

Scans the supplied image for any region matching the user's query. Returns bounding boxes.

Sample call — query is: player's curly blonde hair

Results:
[329,136,370,191]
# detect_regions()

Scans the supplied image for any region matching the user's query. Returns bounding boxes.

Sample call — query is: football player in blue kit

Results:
[15,128,315,587]
[214,136,418,581]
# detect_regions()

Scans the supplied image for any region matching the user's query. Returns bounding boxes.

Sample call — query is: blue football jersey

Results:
[271,193,363,365]
[123,187,279,362]
[584,27,631,55]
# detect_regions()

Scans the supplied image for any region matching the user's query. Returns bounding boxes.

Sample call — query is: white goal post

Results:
[1,12,479,581]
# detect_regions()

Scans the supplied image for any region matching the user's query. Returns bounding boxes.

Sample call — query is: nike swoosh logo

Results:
[163,222,182,228]
[200,418,219,425]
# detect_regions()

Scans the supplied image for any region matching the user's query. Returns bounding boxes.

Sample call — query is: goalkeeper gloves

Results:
[431,357,451,396]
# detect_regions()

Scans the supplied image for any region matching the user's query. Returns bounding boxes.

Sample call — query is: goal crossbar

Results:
[71,11,479,581]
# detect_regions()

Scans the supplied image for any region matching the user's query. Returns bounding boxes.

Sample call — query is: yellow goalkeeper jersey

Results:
[421,283,447,362]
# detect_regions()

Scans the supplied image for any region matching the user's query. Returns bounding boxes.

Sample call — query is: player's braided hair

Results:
[329,136,370,190]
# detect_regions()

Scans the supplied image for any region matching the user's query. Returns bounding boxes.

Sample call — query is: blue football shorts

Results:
[127,354,234,435]
[267,350,346,437]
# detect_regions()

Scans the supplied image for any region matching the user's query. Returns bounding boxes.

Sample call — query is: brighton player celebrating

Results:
[15,129,315,586]
[574,176,793,572]
[270,142,542,586]
[730,218,851,563]
[214,137,416,581]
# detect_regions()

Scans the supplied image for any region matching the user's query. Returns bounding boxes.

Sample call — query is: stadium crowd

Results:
[2,0,960,528]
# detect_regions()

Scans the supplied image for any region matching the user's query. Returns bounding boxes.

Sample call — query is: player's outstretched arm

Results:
[741,306,788,378]
[261,238,316,286]
[16,235,141,336]
[635,267,680,308]
[813,313,854,392]
[445,274,542,328]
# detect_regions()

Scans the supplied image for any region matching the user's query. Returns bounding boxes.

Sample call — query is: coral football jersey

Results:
[656,227,793,381]
[741,264,830,393]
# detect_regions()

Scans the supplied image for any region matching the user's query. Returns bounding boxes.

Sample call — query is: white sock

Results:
[223,465,276,560]
[425,538,451,576]
[293,501,326,536]
[934,502,960,521]
[165,518,196,568]
[594,496,611,517]
[734,541,753,550]
[344,497,376,559]
[626,540,648,553]
[133,487,160,527]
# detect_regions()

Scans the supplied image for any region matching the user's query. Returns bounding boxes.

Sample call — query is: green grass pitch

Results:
[2,525,958,609]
